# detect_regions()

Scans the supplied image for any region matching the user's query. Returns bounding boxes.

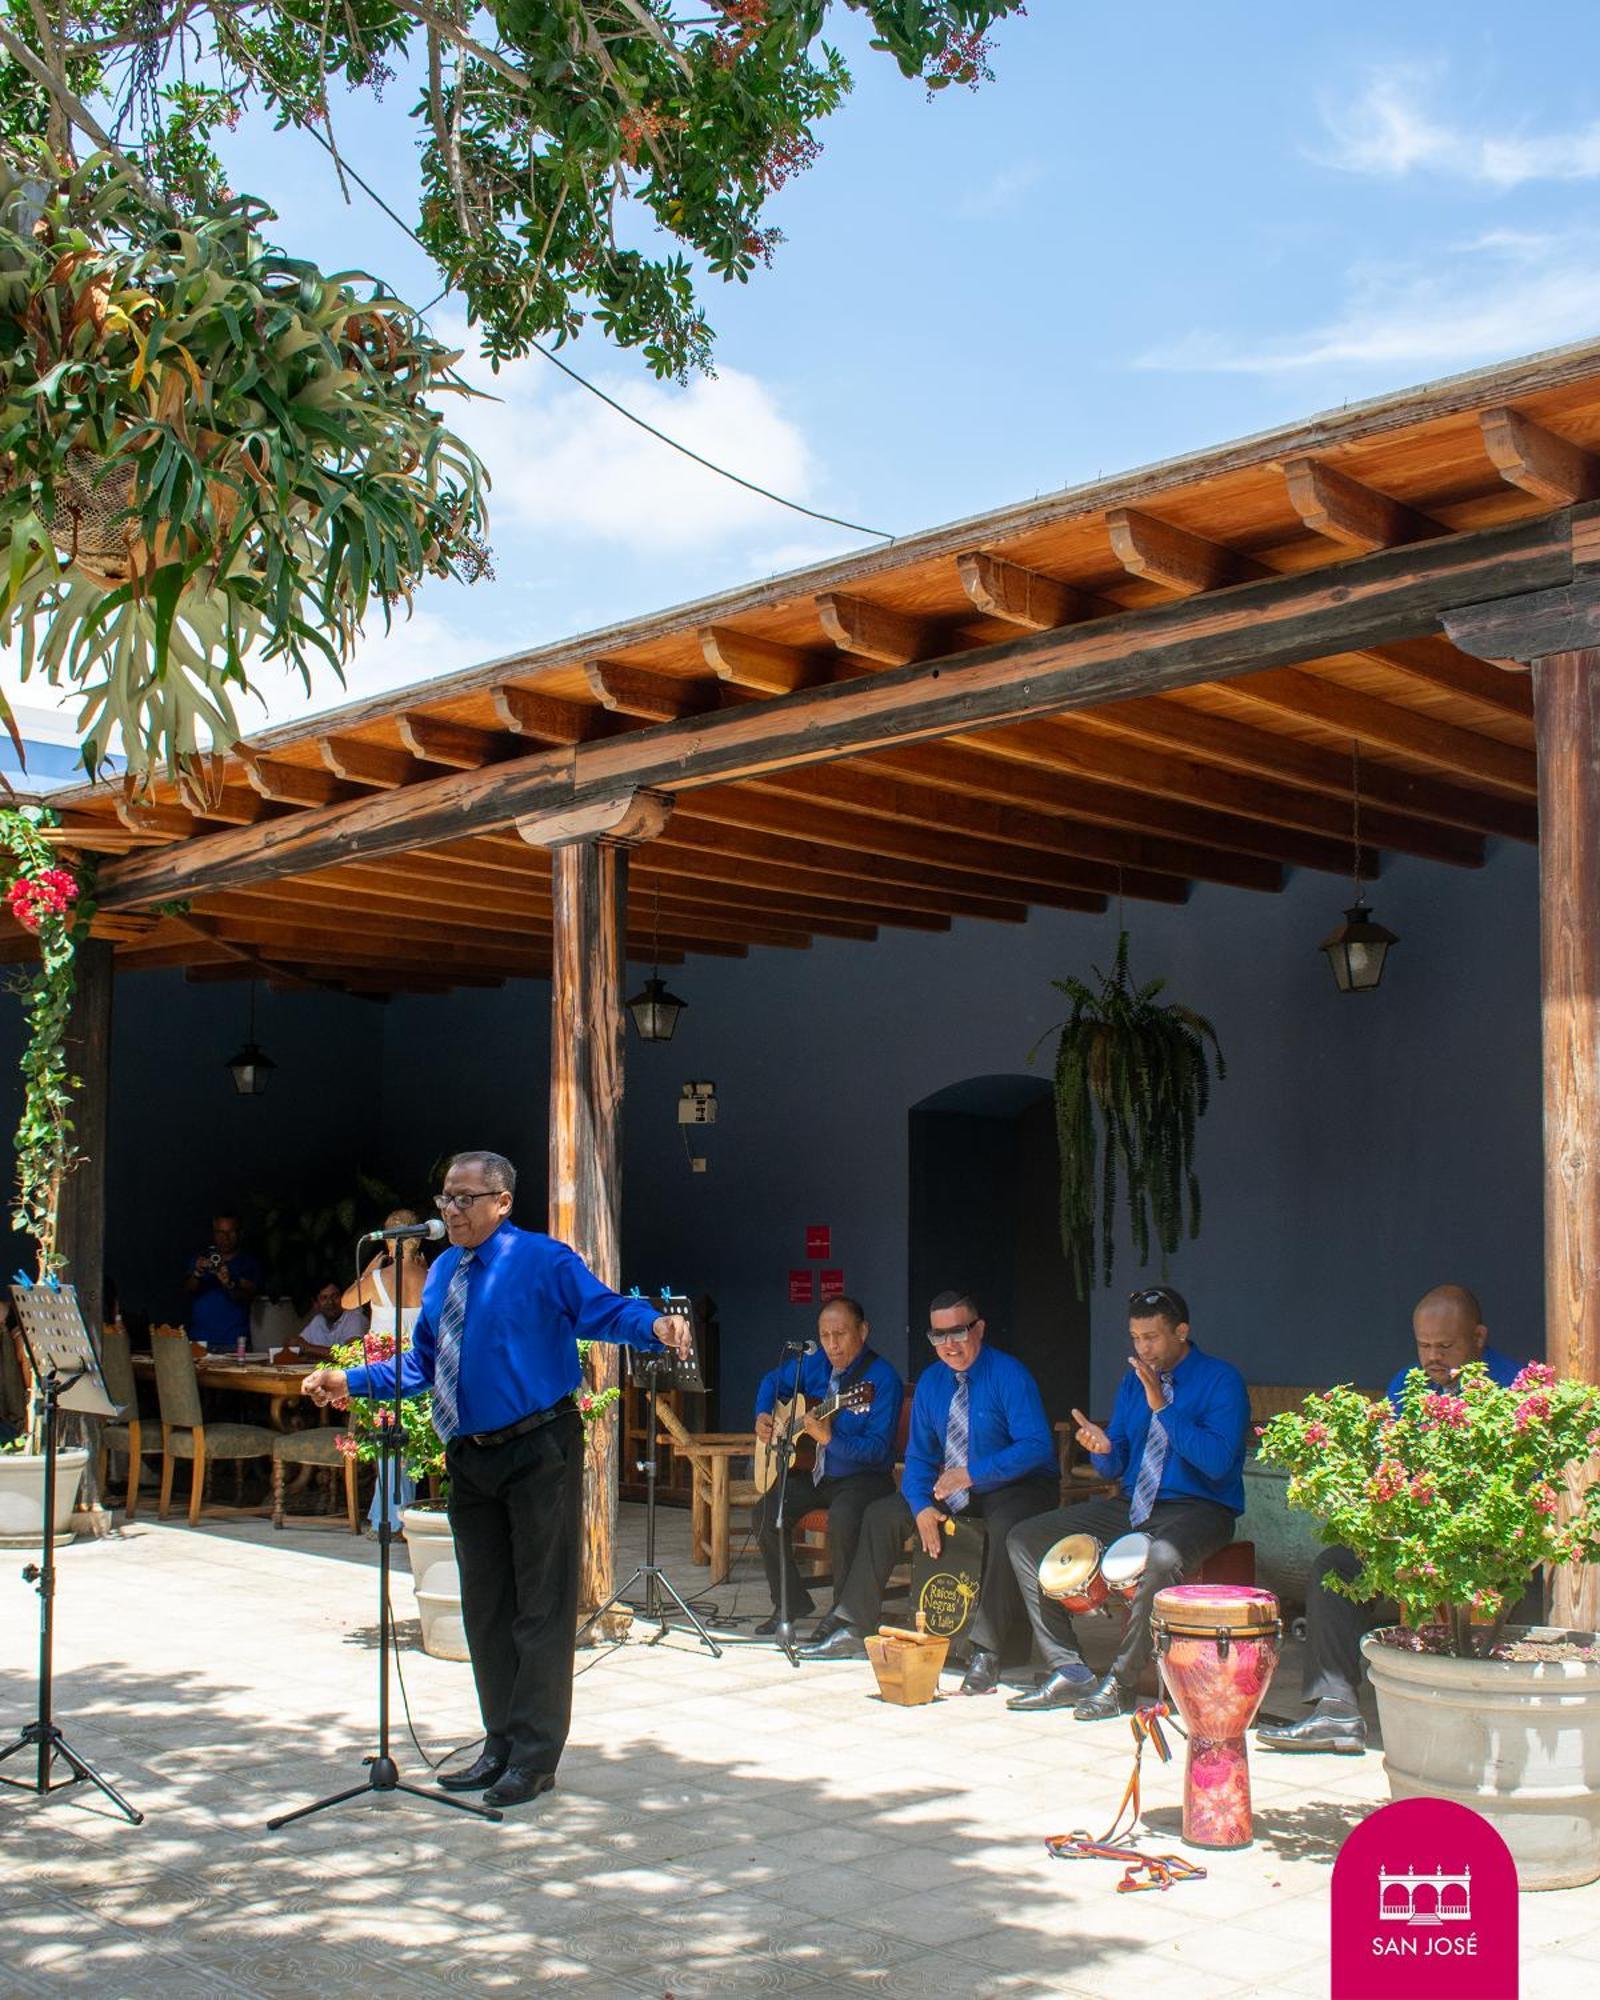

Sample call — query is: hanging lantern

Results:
[225,981,276,1093]
[1322,741,1398,992]
[626,973,689,1042]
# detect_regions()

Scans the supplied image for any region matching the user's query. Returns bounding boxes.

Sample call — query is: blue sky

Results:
[14,3,1600,734]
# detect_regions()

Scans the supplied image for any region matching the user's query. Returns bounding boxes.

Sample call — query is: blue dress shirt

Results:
[1385,1344,1524,1411]
[188,1249,263,1349]
[1092,1340,1250,1516]
[902,1345,1056,1516]
[754,1347,903,1477]
[343,1222,661,1435]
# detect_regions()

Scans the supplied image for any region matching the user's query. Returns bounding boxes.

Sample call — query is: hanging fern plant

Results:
[0,149,490,781]
[1040,932,1225,1298]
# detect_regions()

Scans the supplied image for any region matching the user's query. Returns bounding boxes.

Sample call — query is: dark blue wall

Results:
[0,835,1542,1426]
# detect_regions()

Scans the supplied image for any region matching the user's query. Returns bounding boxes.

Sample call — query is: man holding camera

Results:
[183,1213,262,1351]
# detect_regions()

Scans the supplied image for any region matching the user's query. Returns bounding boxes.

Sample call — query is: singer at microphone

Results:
[301,1150,693,1810]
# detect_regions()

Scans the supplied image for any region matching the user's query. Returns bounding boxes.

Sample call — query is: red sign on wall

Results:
[788,1269,814,1305]
[819,1269,845,1301]
[805,1225,831,1260]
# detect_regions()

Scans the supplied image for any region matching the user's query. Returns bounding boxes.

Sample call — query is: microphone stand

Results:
[767,1341,812,1670]
[267,1228,500,1830]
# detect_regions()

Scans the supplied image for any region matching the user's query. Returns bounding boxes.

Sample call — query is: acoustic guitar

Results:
[753,1380,876,1493]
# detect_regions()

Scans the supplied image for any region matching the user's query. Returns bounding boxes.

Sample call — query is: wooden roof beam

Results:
[1481,406,1600,504]
[584,660,706,721]
[1106,507,1270,591]
[320,736,422,789]
[956,552,1102,631]
[1352,637,1533,722]
[1225,668,1537,793]
[490,685,596,744]
[114,796,195,840]
[1281,458,1446,551]
[815,592,937,666]
[397,714,505,769]
[699,626,818,694]
[237,749,351,810]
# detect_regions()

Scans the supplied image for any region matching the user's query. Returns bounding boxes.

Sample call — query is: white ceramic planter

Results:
[401,1503,469,1661]
[1362,1627,1600,1890]
[0,1448,88,1547]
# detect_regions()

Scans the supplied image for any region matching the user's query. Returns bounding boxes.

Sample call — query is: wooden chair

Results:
[655,1402,759,1585]
[271,1428,360,1533]
[1053,1419,1121,1504]
[96,1323,159,1518]
[150,1330,277,1524]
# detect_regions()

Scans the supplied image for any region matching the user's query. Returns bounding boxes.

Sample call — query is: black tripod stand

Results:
[267,1233,500,1830]
[577,1352,720,1656]
[0,1367,143,1823]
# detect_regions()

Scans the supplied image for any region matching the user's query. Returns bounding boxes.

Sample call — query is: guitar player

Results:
[751,1297,904,1640]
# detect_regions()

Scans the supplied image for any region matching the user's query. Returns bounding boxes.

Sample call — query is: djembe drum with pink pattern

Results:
[1151,1584,1281,1850]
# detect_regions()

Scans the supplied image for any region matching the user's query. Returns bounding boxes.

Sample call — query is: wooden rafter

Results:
[1281,458,1446,551]
[1481,407,1600,504]
[956,551,1100,629]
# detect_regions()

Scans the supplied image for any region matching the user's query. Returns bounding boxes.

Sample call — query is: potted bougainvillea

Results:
[1260,1362,1600,1889]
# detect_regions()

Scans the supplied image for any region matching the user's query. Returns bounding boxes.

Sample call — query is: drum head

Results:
[1153,1583,1281,1634]
[1038,1533,1101,1599]
[1101,1532,1151,1589]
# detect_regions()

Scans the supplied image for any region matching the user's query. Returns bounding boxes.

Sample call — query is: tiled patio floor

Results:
[3,1503,1597,1996]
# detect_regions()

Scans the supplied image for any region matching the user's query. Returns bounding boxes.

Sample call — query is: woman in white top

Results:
[344,1209,431,1532]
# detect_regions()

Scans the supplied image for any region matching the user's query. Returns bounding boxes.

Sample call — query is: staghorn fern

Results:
[1039,932,1225,1298]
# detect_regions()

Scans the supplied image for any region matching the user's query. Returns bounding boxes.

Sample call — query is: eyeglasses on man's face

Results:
[926,1317,980,1347]
[435,1189,502,1214]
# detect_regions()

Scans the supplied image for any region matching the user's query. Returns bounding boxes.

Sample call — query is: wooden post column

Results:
[522,791,673,1635]
[1446,576,1600,1629]
[1533,649,1600,1629]
[57,936,114,1528]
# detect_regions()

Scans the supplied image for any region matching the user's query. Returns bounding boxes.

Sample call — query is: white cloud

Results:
[955,161,1045,219]
[1320,64,1600,188]
[1139,228,1600,377]
[448,345,824,555]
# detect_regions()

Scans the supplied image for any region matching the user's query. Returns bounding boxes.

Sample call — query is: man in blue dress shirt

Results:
[183,1212,262,1350]
[1008,1285,1249,1722]
[799,1288,1057,1694]
[751,1296,903,1639]
[304,1149,690,1808]
[1258,1282,1527,1756]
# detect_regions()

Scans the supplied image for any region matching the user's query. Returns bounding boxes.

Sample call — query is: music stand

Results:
[577,1294,721,1656]
[0,1282,143,1823]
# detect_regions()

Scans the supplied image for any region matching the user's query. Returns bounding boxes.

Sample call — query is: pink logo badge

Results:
[1332,1797,1518,1998]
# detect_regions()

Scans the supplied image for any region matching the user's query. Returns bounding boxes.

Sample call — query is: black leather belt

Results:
[459,1396,576,1449]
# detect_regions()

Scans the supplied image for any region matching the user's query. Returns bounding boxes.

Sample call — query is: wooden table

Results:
[653,1404,758,1584]
[132,1352,321,1429]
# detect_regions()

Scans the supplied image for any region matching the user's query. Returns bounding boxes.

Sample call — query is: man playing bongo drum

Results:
[1006,1286,1249,1721]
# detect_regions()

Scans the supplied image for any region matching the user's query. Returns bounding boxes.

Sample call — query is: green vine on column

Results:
[0,805,97,1281]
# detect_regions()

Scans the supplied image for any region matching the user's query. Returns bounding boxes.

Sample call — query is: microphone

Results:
[361,1219,446,1243]
[783,1339,818,1354]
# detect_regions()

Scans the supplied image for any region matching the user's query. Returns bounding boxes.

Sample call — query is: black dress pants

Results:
[754,1468,896,1617]
[835,1477,1058,1658]
[1008,1495,1236,1688]
[445,1408,585,1772]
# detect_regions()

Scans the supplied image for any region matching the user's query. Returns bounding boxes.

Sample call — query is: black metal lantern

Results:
[626,885,688,1041]
[1321,742,1398,992]
[225,983,276,1094]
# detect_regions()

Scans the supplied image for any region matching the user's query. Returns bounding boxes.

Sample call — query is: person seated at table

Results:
[751,1296,903,1640]
[800,1289,1057,1694]
[1007,1285,1248,1722]
[281,1281,368,1361]
[1256,1282,1527,1756]
[182,1212,262,1351]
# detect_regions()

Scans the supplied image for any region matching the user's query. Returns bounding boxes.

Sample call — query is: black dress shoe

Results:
[755,1609,812,1637]
[1006,1664,1097,1712]
[482,1766,556,1808]
[809,1613,842,1642]
[438,1748,507,1792]
[798,1626,866,1662]
[1073,1674,1132,1722]
[1256,1710,1368,1755]
[957,1648,1000,1696]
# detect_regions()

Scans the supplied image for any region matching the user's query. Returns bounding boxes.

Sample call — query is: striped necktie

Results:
[812,1370,843,1485]
[1128,1372,1175,1526]
[430,1249,476,1444]
[943,1370,970,1514]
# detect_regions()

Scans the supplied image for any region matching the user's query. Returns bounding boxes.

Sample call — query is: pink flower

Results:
[1531,1484,1558,1517]
[1421,1391,1468,1428]
[1409,1476,1435,1504]
[335,1432,357,1459]
[1515,1394,1551,1431]
[1514,1362,1557,1390]
[1304,1421,1328,1446]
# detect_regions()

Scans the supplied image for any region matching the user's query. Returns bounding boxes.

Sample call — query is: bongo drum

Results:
[1151,1583,1281,1850]
[1100,1532,1151,1600]
[1037,1533,1106,1614]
